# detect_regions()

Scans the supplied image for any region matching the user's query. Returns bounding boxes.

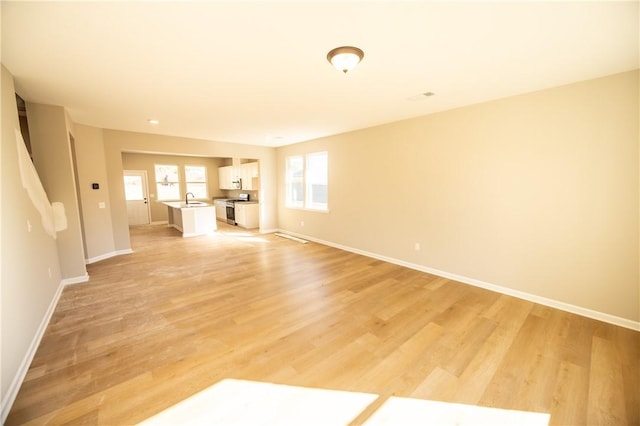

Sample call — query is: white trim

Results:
[2,272,91,421]
[85,249,133,264]
[259,228,279,234]
[1,279,66,423]
[61,273,90,286]
[276,229,640,331]
[151,220,168,225]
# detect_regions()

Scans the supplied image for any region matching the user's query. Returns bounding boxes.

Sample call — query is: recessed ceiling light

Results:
[407,92,436,101]
[147,119,160,125]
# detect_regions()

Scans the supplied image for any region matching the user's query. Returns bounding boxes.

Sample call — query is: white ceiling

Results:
[2,1,638,147]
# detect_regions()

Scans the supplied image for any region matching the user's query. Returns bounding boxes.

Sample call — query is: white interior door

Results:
[124,170,151,225]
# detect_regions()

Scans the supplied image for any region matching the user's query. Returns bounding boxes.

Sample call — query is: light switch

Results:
[98,202,106,209]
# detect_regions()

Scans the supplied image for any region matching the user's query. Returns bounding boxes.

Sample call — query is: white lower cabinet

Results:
[214,200,227,221]
[234,203,259,229]
[164,203,217,237]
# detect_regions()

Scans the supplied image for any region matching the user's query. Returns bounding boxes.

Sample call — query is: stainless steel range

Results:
[225,193,250,225]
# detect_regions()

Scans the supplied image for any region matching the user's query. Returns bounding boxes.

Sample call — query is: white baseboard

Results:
[85,249,133,265]
[259,228,279,234]
[151,220,168,225]
[61,273,90,285]
[277,229,640,331]
[1,279,67,423]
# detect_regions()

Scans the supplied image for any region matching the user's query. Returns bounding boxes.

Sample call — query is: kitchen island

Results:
[163,201,217,237]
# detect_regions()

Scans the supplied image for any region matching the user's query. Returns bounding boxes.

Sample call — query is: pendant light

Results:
[327,46,364,74]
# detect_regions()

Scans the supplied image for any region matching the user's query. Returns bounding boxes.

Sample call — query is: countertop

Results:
[163,201,212,209]
[213,199,259,204]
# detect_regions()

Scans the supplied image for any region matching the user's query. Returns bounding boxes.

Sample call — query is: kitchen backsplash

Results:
[218,189,259,202]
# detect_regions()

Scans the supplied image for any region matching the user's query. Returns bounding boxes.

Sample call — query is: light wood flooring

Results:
[6,223,639,425]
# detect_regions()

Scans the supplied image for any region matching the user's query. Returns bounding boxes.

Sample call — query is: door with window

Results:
[123,170,151,225]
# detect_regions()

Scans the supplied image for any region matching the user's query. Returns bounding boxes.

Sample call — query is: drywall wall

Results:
[121,153,226,223]
[25,103,87,280]
[276,70,639,323]
[1,65,63,420]
[72,124,116,262]
[101,129,277,251]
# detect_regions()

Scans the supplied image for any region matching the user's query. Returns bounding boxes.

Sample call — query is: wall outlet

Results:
[414,242,421,251]
[48,268,52,279]
[27,220,32,233]
[300,221,305,227]
[98,202,106,209]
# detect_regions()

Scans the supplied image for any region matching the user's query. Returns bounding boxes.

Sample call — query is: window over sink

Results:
[185,165,208,199]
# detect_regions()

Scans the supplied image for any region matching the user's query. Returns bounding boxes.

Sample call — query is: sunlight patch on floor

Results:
[137,379,549,426]
[203,229,270,243]
[237,236,271,243]
[363,396,550,426]
[219,231,254,237]
[137,379,375,425]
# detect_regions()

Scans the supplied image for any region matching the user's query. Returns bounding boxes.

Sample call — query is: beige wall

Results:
[276,70,639,322]
[101,129,277,251]
[1,66,62,416]
[73,124,116,261]
[121,153,226,223]
[25,103,87,280]
[1,62,637,418]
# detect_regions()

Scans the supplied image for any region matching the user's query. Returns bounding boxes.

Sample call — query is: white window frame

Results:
[305,152,328,211]
[285,151,328,212]
[184,164,208,199]
[154,164,181,201]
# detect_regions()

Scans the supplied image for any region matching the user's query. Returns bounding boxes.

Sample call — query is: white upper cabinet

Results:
[240,162,259,190]
[218,166,240,190]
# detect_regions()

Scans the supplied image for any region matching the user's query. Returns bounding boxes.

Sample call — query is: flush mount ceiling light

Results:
[327,46,364,74]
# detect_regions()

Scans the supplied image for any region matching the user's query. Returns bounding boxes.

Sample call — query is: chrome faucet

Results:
[185,192,195,204]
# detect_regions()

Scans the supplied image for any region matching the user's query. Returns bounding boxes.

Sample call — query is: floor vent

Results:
[274,233,308,244]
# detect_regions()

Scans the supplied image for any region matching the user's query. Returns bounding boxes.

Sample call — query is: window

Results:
[305,152,328,210]
[155,164,180,200]
[285,151,328,211]
[185,165,208,199]
[286,155,304,208]
[123,175,144,201]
